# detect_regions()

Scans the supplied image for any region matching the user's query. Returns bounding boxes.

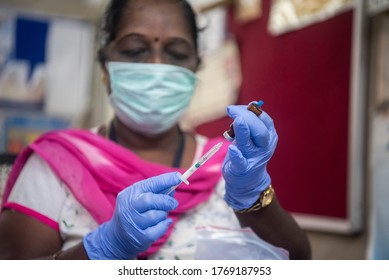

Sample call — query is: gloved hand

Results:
[223,104,278,211]
[83,172,181,260]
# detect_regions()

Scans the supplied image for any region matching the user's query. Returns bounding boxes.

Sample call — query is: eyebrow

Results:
[117,32,193,48]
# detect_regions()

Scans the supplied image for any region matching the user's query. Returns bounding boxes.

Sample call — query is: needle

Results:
[166,142,223,195]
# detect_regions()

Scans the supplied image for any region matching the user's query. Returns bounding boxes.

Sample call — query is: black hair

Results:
[97,0,200,65]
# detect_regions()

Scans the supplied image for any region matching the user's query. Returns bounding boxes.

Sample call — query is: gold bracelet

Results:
[234,185,275,213]
[52,250,63,260]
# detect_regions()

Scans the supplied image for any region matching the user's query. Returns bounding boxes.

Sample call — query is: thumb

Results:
[144,218,173,243]
[135,172,182,194]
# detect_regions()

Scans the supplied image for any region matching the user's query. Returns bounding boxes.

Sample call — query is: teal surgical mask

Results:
[108,62,197,135]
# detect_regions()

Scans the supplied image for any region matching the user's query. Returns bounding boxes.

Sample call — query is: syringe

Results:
[166,142,223,195]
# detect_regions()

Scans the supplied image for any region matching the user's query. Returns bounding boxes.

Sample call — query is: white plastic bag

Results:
[195,226,289,260]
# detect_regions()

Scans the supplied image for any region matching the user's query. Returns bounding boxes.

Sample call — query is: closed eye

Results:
[121,48,147,57]
[166,50,189,61]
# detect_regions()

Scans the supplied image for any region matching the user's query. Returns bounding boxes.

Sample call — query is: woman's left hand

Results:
[222,104,278,211]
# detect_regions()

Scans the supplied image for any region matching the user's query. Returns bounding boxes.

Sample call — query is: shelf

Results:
[368,0,389,16]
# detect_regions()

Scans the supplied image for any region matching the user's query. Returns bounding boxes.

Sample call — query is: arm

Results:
[0,209,89,260]
[222,104,311,260]
[0,152,88,259]
[0,210,63,259]
[65,173,182,260]
[0,172,182,260]
[235,198,311,260]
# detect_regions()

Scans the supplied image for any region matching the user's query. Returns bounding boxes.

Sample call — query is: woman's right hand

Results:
[83,172,181,260]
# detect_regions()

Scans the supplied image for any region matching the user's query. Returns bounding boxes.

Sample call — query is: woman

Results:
[0,0,311,260]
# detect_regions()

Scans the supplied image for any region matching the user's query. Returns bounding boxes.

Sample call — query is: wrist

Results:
[234,184,275,213]
[83,222,135,260]
[52,243,90,260]
[224,173,271,210]
[83,225,110,260]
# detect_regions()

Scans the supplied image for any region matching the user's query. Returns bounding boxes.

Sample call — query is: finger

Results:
[166,188,176,197]
[136,210,169,230]
[134,172,182,194]
[233,116,251,150]
[227,145,248,174]
[227,105,253,119]
[134,193,178,213]
[250,120,270,148]
[143,218,173,243]
[259,111,276,131]
[229,107,270,148]
[233,116,270,149]
[269,130,279,152]
[227,103,264,122]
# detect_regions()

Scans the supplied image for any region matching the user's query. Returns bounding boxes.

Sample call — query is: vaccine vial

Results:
[223,100,264,142]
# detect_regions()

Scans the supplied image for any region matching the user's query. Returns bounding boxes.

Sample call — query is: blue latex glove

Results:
[83,172,181,260]
[223,104,278,211]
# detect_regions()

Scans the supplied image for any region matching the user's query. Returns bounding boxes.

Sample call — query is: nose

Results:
[147,51,163,64]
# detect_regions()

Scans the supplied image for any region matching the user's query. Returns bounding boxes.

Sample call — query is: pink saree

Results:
[1,129,229,257]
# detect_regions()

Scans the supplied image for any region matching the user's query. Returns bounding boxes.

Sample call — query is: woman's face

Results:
[104,0,199,72]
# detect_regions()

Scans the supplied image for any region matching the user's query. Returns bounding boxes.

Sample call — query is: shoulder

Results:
[5,153,69,226]
[38,124,107,140]
[9,153,66,194]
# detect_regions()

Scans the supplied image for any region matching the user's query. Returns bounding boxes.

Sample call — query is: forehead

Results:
[115,0,194,44]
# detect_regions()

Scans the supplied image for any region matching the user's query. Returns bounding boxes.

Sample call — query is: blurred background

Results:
[0,0,388,259]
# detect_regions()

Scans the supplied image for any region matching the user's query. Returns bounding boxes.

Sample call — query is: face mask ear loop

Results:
[105,62,114,94]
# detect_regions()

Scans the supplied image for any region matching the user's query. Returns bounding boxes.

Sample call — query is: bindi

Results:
[154,37,160,42]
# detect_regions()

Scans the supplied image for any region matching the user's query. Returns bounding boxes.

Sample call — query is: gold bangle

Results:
[234,185,275,213]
